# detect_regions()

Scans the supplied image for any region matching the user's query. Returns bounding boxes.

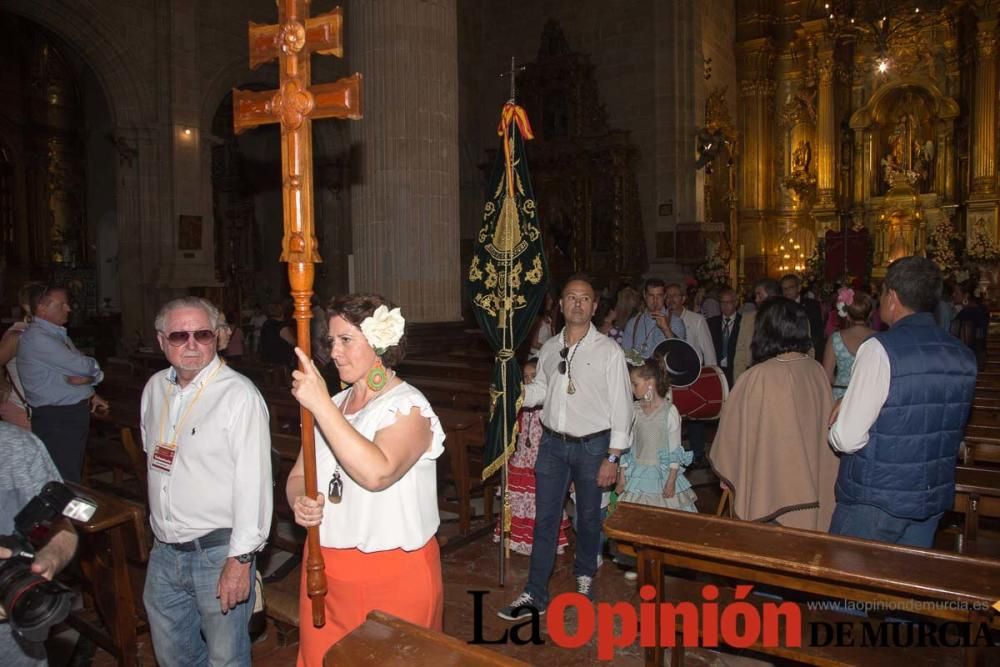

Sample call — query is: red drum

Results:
[670,366,729,420]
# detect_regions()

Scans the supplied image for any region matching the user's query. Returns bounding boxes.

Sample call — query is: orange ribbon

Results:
[497,103,534,198]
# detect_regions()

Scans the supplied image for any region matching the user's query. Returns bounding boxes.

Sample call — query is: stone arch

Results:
[3,1,151,128]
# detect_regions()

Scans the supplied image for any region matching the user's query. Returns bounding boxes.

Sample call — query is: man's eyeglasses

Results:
[164,329,216,346]
[558,346,569,374]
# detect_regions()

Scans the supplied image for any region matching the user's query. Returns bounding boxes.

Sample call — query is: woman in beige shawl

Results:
[710,297,839,531]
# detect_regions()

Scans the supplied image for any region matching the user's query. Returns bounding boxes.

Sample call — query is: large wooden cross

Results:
[233,1,362,627]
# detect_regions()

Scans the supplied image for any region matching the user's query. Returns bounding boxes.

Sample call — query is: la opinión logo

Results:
[469,586,997,660]
[470,584,801,660]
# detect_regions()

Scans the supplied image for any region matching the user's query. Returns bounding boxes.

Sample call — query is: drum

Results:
[652,338,701,387]
[670,366,729,420]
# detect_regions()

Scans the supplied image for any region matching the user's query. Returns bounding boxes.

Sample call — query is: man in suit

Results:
[781,274,825,359]
[732,278,781,384]
[707,287,741,389]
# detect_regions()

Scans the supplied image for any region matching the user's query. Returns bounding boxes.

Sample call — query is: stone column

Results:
[114,126,163,344]
[348,0,460,322]
[971,21,998,197]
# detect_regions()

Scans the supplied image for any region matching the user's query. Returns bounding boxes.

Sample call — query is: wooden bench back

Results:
[605,503,1000,612]
[324,610,530,665]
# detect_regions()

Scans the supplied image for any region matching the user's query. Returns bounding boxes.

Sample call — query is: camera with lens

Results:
[0,481,97,642]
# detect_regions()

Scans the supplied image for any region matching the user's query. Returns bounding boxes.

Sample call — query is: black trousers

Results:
[32,399,91,483]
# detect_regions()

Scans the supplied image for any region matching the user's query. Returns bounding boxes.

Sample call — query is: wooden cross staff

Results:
[233,1,362,627]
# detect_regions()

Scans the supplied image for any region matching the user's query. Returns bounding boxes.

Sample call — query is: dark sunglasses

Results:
[558,346,569,374]
[164,329,216,346]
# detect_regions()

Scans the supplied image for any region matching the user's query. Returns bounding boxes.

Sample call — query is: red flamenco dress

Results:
[494,407,572,555]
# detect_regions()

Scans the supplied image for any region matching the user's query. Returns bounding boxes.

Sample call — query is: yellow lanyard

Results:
[157,360,225,446]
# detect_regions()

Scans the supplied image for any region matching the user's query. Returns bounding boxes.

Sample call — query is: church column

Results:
[968,19,999,250]
[113,126,163,344]
[737,38,775,280]
[348,0,460,322]
[971,21,998,197]
[813,47,837,232]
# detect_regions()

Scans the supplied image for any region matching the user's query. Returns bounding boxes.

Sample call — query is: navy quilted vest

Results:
[834,312,976,519]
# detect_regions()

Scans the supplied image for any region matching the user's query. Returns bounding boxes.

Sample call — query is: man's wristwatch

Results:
[234,552,255,564]
[606,453,621,464]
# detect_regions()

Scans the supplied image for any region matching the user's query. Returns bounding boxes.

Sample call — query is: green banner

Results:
[467,103,548,480]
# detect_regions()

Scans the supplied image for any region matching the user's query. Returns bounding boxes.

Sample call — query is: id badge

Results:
[151,441,177,474]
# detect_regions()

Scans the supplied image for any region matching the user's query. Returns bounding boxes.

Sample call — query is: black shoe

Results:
[497,591,546,621]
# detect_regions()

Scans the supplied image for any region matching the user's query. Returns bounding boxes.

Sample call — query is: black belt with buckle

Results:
[542,425,611,444]
[159,527,231,552]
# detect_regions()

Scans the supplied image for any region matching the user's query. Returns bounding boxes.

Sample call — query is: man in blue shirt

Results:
[16,285,107,482]
[620,278,685,358]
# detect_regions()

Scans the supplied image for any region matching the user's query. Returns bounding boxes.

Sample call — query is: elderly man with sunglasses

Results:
[140,297,272,667]
[16,284,108,482]
[499,274,633,621]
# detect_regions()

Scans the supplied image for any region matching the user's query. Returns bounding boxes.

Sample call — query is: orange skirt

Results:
[296,538,443,667]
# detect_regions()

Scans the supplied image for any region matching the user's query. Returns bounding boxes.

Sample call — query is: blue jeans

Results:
[144,541,255,667]
[829,502,944,548]
[525,431,608,606]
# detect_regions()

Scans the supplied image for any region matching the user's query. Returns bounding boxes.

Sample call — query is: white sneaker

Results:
[576,575,594,600]
[497,592,545,621]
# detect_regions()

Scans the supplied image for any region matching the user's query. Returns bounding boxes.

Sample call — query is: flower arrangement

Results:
[360,305,405,355]
[693,254,729,288]
[927,219,962,276]
[966,225,1000,263]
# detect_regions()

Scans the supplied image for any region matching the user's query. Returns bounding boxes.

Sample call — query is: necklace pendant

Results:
[327,471,343,504]
[567,380,576,395]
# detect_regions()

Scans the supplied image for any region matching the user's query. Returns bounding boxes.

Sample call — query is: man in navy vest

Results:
[828,256,976,547]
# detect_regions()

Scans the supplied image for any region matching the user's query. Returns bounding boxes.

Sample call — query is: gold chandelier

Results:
[816,0,950,72]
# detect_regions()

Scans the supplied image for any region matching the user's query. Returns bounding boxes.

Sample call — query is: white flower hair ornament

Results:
[360,305,405,355]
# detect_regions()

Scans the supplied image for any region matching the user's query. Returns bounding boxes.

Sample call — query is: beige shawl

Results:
[710,352,839,531]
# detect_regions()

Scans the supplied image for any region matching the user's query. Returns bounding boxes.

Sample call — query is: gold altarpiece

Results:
[735,0,998,284]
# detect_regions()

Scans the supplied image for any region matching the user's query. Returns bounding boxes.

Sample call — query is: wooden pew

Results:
[952,465,1000,550]
[436,407,500,535]
[962,424,1000,466]
[324,610,529,666]
[605,504,1000,667]
[65,482,150,667]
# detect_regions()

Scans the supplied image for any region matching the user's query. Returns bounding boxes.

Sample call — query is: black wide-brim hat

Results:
[652,338,701,387]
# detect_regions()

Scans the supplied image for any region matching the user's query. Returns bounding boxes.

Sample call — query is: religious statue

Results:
[792,140,811,174]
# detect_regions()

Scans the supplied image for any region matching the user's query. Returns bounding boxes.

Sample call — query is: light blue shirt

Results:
[620,311,686,358]
[17,318,103,407]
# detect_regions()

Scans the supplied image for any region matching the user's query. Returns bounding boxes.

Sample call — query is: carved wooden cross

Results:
[233,1,362,628]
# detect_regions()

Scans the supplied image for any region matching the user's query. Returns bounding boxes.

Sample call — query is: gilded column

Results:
[971,21,998,197]
[348,0,460,321]
[737,38,775,278]
[814,51,837,214]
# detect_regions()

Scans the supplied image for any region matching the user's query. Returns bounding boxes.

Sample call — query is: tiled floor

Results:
[49,466,773,666]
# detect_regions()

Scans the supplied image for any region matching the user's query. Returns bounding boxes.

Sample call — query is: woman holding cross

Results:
[286,294,445,667]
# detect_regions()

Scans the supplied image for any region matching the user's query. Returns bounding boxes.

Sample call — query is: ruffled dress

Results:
[493,407,571,555]
[830,331,856,400]
[619,401,698,512]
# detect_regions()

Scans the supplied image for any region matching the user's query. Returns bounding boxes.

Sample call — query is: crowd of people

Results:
[0,254,983,664]
[498,255,977,620]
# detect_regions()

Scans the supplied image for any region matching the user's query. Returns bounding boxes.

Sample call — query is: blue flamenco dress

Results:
[619,401,698,512]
